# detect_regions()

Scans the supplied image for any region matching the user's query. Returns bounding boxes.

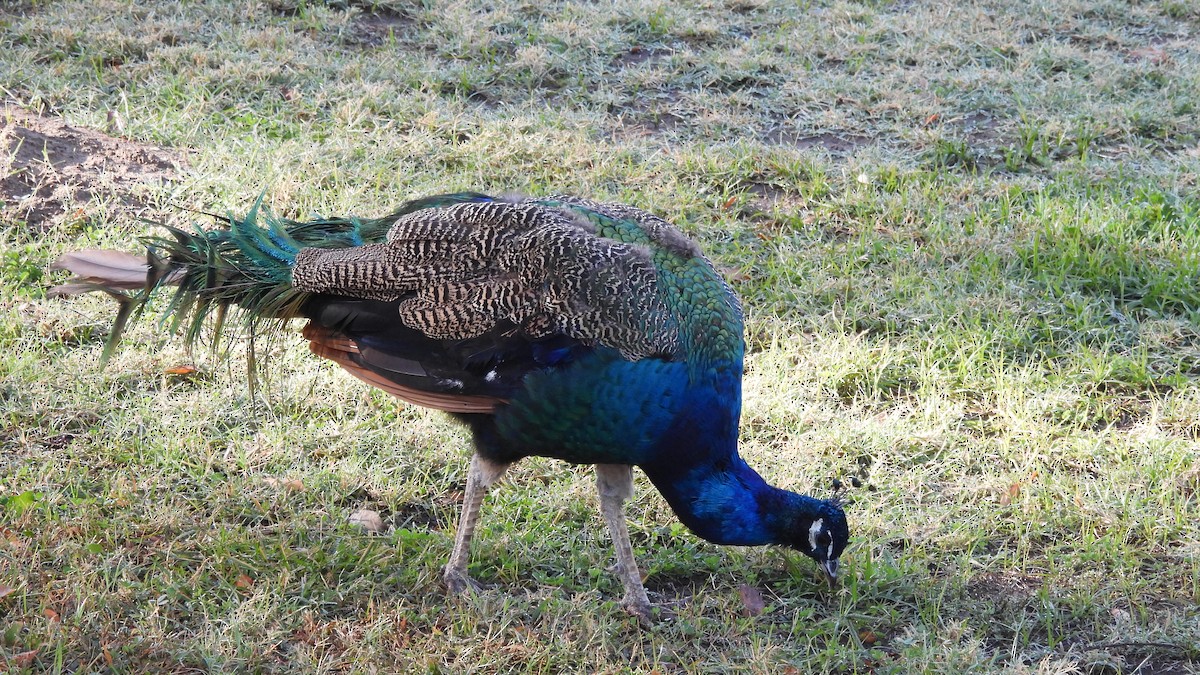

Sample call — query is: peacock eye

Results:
[816,532,831,548]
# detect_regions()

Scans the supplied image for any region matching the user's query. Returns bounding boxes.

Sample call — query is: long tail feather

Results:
[50,250,155,361]
[48,250,150,292]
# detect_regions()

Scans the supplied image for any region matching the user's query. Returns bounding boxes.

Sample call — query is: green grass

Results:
[3,0,1200,672]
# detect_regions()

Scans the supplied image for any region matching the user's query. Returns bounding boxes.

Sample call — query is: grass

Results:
[2,0,1200,672]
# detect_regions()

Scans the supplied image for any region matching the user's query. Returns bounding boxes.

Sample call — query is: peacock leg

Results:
[444,453,510,594]
[594,463,652,621]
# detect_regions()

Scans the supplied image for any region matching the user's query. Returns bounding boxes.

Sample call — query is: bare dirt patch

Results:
[346,9,415,47]
[610,46,672,70]
[0,105,183,230]
[763,128,873,153]
[952,111,1003,146]
[608,104,686,141]
[619,110,685,136]
[965,570,1041,602]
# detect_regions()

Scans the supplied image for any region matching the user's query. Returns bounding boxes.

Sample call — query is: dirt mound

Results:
[1,105,184,229]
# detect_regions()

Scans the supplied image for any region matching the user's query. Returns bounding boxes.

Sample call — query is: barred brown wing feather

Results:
[292,200,681,361]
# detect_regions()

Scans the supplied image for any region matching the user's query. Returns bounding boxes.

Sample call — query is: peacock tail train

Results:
[49,192,496,362]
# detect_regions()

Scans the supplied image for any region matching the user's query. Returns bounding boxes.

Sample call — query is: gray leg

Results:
[594,463,652,621]
[444,453,510,594]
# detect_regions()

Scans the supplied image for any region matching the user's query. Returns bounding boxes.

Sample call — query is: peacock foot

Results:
[621,596,656,625]
[443,567,483,596]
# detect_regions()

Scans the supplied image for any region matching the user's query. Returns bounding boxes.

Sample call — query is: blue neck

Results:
[643,455,826,546]
[636,365,827,546]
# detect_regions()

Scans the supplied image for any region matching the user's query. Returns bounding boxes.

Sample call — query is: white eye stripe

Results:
[808,518,824,552]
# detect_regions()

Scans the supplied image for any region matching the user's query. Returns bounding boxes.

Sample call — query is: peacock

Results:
[50,192,849,620]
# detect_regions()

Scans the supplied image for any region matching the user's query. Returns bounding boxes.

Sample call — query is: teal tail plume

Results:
[49,193,494,363]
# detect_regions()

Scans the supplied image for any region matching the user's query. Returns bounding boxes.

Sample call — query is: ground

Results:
[1,0,1199,673]
[2,105,180,232]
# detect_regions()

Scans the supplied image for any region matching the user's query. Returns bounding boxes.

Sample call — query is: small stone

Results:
[348,509,386,533]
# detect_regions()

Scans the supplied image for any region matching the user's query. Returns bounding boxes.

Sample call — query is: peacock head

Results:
[792,503,849,585]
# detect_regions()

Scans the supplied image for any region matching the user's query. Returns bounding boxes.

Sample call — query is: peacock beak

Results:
[821,559,839,586]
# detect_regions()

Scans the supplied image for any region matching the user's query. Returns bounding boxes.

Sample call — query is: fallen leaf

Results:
[102,645,114,667]
[722,195,738,210]
[106,109,125,134]
[42,608,59,622]
[859,629,878,646]
[12,650,38,667]
[717,265,750,283]
[349,509,386,534]
[737,584,765,617]
[1000,482,1020,506]
[235,573,254,590]
[0,585,14,600]
[1174,464,1200,497]
[924,113,939,126]
[264,477,305,492]
[164,364,198,376]
[1129,47,1169,65]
